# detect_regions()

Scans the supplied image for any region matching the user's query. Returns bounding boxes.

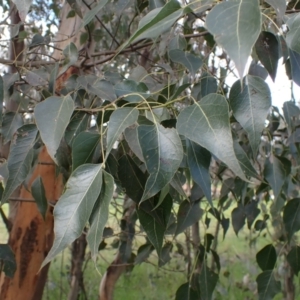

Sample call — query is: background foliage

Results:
[1,0,300,299]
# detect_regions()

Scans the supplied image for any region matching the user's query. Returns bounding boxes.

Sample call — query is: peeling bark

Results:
[0,147,64,299]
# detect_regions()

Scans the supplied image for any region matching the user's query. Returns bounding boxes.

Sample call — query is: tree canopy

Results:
[1,0,300,299]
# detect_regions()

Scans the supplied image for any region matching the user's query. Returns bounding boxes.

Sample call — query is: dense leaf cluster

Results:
[2,0,300,298]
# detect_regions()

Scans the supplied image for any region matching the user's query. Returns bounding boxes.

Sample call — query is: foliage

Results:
[1,0,300,298]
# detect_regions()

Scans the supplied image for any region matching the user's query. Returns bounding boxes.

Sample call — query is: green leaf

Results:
[63,43,78,65]
[0,76,3,125]
[198,265,219,300]
[106,108,139,156]
[169,49,202,76]
[175,282,199,300]
[118,0,184,49]
[65,112,90,146]
[231,204,246,235]
[283,101,300,133]
[149,0,164,10]
[72,131,100,170]
[255,32,280,81]
[233,139,258,179]
[29,34,45,48]
[80,0,109,28]
[283,198,300,242]
[124,126,144,162]
[114,80,150,103]
[266,0,286,19]
[256,270,281,300]
[1,125,37,204]
[25,70,48,87]
[256,244,277,271]
[12,0,33,21]
[137,195,172,255]
[206,0,261,78]
[287,246,300,276]
[264,156,286,199]
[118,155,146,203]
[35,95,74,163]
[87,80,116,101]
[42,164,103,267]
[191,73,218,101]
[138,124,183,201]
[87,170,114,260]
[229,76,271,155]
[135,243,154,264]
[31,176,48,220]
[0,244,16,278]
[175,200,203,235]
[186,139,212,207]
[177,93,247,181]
[289,49,300,86]
[286,14,300,54]
[159,242,172,267]
[2,112,23,144]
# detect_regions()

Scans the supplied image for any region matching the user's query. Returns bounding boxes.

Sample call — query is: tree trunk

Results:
[0,147,63,299]
[99,197,136,300]
[67,233,88,300]
[0,2,82,298]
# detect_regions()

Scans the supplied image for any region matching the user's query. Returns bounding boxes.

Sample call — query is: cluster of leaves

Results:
[2,0,300,298]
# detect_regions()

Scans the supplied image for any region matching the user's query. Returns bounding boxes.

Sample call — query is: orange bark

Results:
[0,147,63,300]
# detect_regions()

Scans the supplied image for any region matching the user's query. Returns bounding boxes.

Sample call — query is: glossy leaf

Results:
[35,95,74,163]
[233,139,258,179]
[80,0,109,28]
[65,112,90,146]
[2,112,23,144]
[175,282,199,300]
[63,43,78,65]
[72,131,100,170]
[118,155,147,203]
[121,0,184,47]
[289,49,300,86]
[86,80,116,101]
[87,170,114,260]
[198,265,219,300]
[283,101,300,132]
[159,242,172,267]
[176,200,203,235]
[186,139,212,207]
[229,76,271,155]
[106,108,139,156]
[114,80,150,103]
[286,14,300,54]
[255,31,279,81]
[138,124,183,201]
[135,243,154,264]
[256,270,281,300]
[283,198,300,241]
[0,244,16,278]
[287,246,300,276]
[42,164,103,267]
[177,93,247,181]
[31,176,48,220]
[0,76,3,125]
[124,126,144,162]
[192,73,218,100]
[1,125,37,204]
[264,156,286,199]
[169,49,202,76]
[266,0,286,19]
[206,0,261,78]
[137,195,172,255]
[231,204,246,235]
[256,244,277,271]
